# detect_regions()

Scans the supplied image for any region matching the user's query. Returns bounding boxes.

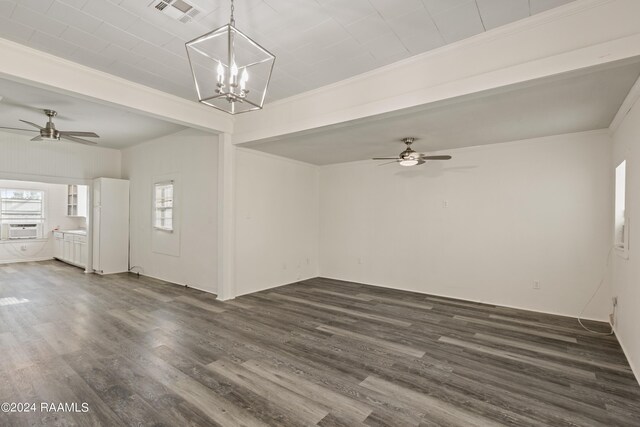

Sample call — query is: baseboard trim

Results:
[234,274,318,299]
[317,275,610,323]
[132,272,218,298]
[0,257,53,265]
[613,324,640,386]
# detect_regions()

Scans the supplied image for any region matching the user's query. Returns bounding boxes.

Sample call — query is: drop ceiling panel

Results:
[430,1,486,43]
[0,1,16,16]
[47,0,101,33]
[11,4,67,37]
[0,0,576,102]
[476,0,529,30]
[0,15,33,42]
[530,0,574,14]
[60,26,109,52]
[82,0,138,30]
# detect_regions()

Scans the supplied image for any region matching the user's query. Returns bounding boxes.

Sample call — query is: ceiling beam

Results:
[233,0,640,145]
[0,38,233,135]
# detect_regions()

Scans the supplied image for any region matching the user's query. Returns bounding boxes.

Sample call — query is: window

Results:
[614,160,628,254]
[1,189,44,223]
[0,189,45,240]
[154,181,174,231]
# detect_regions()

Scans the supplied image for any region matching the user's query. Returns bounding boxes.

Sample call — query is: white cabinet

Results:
[63,234,74,261]
[73,235,87,266]
[54,231,87,269]
[67,185,88,217]
[53,232,63,259]
[93,178,129,275]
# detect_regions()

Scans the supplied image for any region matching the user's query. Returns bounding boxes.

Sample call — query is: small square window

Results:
[154,182,174,232]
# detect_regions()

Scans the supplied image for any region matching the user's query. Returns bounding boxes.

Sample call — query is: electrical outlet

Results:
[443,200,449,208]
[357,257,363,264]
[20,245,27,251]
[533,280,540,290]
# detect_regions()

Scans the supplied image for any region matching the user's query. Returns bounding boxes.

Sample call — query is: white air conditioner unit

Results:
[8,224,40,240]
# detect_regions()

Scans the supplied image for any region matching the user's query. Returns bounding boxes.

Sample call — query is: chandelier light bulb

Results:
[230,62,238,84]
[240,68,249,91]
[216,61,225,85]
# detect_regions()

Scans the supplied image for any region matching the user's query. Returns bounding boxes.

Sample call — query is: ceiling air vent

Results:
[149,0,201,23]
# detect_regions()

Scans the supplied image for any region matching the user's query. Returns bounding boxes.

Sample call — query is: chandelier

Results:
[185,0,275,114]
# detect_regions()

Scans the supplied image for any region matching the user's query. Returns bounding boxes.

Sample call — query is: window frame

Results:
[614,160,629,258]
[0,188,46,241]
[153,180,174,232]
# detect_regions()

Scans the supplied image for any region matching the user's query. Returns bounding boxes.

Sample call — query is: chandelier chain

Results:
[230,0,235,26]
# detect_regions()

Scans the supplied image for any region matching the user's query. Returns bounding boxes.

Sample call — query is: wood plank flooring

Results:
[0,260,639,426]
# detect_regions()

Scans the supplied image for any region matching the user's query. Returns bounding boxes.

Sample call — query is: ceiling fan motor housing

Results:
[42,116,59,140]
[400,148,418,159]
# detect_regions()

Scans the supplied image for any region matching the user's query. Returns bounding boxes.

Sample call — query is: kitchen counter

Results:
[57,229,87,236]
[53,230,88,268]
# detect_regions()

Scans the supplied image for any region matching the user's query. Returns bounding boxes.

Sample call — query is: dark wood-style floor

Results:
[0,261,639,426]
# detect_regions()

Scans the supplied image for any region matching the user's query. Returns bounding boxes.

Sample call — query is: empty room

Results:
[0,0,639,425]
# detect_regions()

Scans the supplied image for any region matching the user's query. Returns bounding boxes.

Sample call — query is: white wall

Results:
[121,128,218,294]
[319,131,613,320]
[0,130,121,183]
[234,149,319,296]
[0,179,84,263]
[611,95,640,381]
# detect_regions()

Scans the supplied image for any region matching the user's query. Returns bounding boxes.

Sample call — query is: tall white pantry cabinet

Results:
[92,177,130,275]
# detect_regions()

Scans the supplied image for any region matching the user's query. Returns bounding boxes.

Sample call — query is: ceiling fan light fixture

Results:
[399,159,419,167]
[372,137,452,166]
[185,0,275,114]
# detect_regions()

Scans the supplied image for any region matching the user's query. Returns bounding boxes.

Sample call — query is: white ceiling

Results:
[0,77,186,148]
[243,60,640,165]
[0,0,575,103]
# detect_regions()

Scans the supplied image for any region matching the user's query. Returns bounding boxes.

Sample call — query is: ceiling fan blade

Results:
[60,135,97,145]
[59,131,100,138]
[19,119,44,130]
[372,157,400,160]
[31,136,43,141]
[422,155,452,160]
[377,160,400,166]
[0,126,39,132]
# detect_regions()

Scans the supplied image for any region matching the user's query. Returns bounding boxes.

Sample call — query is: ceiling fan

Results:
[0,109,99,145]
[373,137,452,166]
